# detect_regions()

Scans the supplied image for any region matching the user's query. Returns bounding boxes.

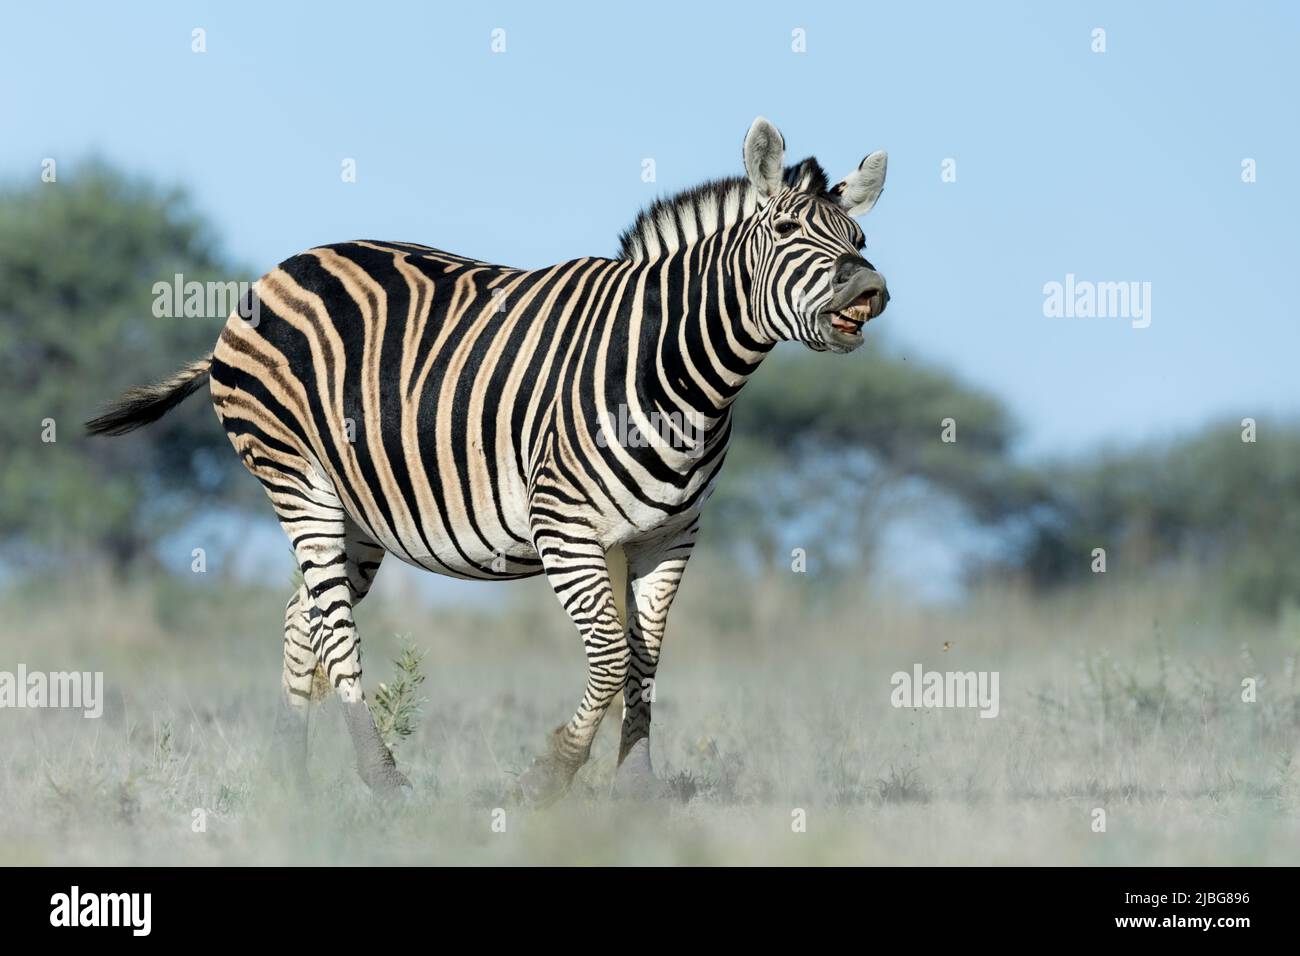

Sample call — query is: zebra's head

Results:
[742,117,890,354]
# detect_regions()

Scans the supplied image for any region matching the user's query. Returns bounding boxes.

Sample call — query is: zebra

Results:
[86,118,890,802]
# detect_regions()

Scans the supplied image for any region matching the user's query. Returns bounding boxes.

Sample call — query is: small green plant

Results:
[154,719,174,770]
[663,768,704,804]
[873,764,930,804]
[372,638,428,750]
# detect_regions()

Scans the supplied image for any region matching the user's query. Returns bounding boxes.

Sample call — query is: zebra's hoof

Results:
[363,764,412,795]
[611,738,665,801]
[515,754,574,807]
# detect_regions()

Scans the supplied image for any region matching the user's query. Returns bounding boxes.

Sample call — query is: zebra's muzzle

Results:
[819,264,888,351]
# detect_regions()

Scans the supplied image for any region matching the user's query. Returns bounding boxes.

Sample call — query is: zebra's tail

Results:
[85,353,213,437]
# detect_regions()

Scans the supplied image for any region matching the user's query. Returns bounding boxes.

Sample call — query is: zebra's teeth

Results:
[829,309,867,334]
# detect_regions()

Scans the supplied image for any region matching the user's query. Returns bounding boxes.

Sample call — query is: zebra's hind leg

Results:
[516,533,630,806]
[332,520,407,794]
[271,583,320,790]
[283,496,407,794]
[228,422,404,793]
[327,515,403,790]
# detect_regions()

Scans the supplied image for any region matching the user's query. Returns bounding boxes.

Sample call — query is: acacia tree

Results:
[1012,421,1300,614]
[0,162,252,572]
[709,344,1045,579]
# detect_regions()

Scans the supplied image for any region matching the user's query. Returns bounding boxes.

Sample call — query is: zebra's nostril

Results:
[831,253,866,285]
[835,261,866,285]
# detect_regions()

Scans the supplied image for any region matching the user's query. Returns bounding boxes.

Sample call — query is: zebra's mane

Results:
[617,157,831,262]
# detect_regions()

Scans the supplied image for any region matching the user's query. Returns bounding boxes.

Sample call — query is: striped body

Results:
[210,240,747,582]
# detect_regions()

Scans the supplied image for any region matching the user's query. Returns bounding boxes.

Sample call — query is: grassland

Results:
[1,558,1297,865]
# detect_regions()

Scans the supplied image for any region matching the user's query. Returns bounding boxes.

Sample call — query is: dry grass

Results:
[0,558,1297,865]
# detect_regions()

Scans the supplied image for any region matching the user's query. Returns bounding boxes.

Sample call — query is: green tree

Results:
[0,162,250,571]
[710,344,1045,577]
[1013,420,1300,615]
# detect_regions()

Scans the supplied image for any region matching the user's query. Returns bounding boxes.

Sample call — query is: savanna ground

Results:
[1,557,1297,866]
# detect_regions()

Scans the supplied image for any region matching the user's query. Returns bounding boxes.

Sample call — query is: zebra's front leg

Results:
[612,522,697,800]
[517,533,629,805]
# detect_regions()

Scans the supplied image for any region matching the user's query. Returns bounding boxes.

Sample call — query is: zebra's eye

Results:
[773,218,800,238]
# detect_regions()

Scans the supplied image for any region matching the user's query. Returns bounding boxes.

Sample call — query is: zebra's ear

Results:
[743,117,786,200]
[832,150,888,216]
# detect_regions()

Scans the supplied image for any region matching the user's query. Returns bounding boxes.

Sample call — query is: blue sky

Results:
[4,1,1298,458]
